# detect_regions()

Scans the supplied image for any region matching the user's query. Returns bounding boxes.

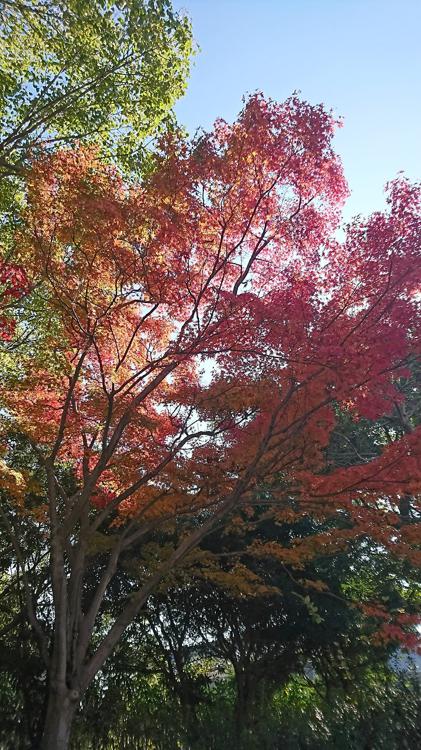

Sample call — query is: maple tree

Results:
[0,93,420,748]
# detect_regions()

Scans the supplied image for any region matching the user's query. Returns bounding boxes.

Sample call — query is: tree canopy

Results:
[0,7,420,744]
[0,0,192,177]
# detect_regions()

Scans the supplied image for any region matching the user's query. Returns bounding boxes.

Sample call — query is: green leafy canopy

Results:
[0,0,193,181]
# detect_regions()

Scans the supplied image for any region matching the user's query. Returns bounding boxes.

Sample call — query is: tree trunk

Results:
[40,684,79,750]
[234,669,250,748]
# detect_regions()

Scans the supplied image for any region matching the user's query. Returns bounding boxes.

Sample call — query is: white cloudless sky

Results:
[173,0,421,222]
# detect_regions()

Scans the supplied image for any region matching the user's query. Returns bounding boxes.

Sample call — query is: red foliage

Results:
[0,259,28,340]
[3,95,421,635]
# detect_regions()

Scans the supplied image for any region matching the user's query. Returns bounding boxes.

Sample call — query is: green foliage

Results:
[68,661,421,750]
[273,669,421,750]
[71,629,185,749]
[0,0,193,175]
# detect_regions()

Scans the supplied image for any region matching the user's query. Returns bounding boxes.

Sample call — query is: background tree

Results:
[0,0,192,181]
[71,518,421,750]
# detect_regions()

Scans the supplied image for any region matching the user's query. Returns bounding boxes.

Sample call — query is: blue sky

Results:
[173,0,421,222]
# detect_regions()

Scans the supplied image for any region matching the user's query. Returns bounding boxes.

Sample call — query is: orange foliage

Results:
[2,93,420,593]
